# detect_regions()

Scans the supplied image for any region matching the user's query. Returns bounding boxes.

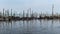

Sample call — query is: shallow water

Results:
[0,19,60,34]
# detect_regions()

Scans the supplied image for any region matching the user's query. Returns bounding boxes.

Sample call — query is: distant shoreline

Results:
[0,16,60,21]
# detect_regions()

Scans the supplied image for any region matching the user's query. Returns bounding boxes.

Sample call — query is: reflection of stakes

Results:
[26,21,29,34]
[51,20,54,33]
[26,20,32,34]
[40,20,42,27]
[2,22,4,32]
[39,20,42,30]
[8,21,12,34]
[46,20,49,33]
[10,21,12,29]
[10,21,12,34]
[39,20,43,33]
[39,20,42,33]
[23,20,25,34]
[59,20,60,23]
[28,20,32,34]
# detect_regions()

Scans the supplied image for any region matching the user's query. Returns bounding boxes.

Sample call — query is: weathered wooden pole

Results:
[11,9,12,16]
[7,9,9,17]
[3,8,4,17]
[23,10,25,18]
[30,8,31,17]
[52,4,54,16]
[26,9,29,18]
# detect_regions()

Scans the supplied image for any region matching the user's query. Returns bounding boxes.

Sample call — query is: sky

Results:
[0,0,60,14]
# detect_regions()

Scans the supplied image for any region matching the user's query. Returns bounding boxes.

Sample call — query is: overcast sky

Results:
[0,0,60,14]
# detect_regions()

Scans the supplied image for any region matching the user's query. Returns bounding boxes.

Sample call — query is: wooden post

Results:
[30,8,31,17]
[52,4,54,16]
[23,10,25,18]
[3,8,4,17]
[11,9,12,16]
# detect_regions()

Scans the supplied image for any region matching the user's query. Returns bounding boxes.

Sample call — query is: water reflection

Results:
[0,20,60,34]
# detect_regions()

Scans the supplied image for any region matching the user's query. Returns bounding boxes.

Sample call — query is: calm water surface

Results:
[0,20,60,34]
